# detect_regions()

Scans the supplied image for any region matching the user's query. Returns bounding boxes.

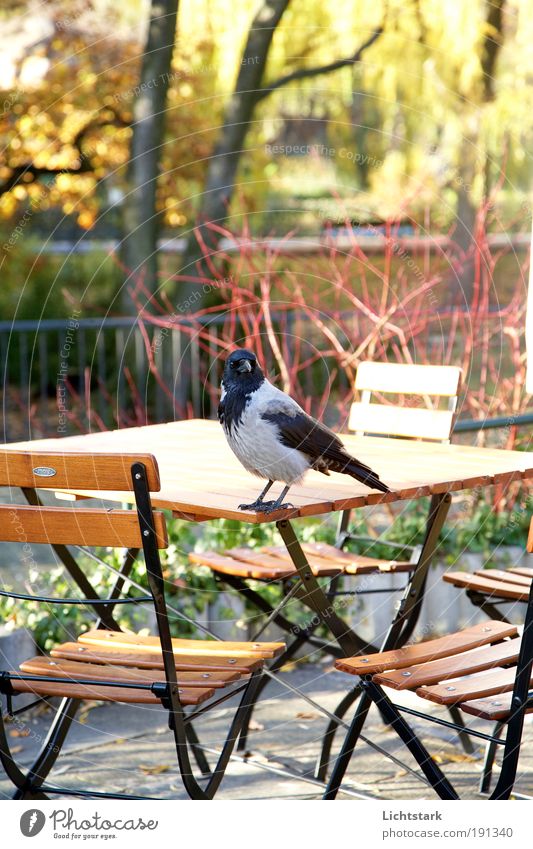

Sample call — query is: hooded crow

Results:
[218,348,390,512]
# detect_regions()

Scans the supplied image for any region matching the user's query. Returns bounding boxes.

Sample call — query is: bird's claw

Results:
[238,499,276,511]
[257,501,294,514]
[238,500,294,513]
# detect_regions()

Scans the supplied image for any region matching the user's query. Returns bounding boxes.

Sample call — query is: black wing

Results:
[262,409,390,493]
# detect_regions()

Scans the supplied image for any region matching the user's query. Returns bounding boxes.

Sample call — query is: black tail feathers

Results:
[345,461,390,493]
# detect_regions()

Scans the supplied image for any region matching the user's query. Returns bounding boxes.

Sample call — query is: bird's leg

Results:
[238,479,275,511]
[259,484,294,514]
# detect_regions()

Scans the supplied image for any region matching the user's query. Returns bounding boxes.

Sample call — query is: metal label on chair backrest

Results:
[32,466,57,477]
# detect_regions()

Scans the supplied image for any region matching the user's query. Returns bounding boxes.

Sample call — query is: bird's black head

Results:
[222,348,264,390]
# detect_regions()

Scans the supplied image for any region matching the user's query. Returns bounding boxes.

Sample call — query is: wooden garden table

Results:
[6,418,533,658]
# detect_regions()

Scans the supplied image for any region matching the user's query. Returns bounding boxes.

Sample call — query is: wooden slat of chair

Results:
[373,636,522,690]
[9,678,214,706]
[188,550,295,580]
[224,545,344,577]
[19,656,242,689]
[415,665,527,706]
[335,621,517,676]
[507,567,533,579]
[301,541,410,569]
[355,362,462,397]
[51,642,264,674]
[79,629,285,659]
[473,569,532,586]
[223,547,304,572]
[348,403,455,441]
[1,504,168,549]
[459,693,533,721]
[442,571,531,601]
[350,361,461,441]
[286,545,412,575]
[0,450,161,491]
[343,559,413,575]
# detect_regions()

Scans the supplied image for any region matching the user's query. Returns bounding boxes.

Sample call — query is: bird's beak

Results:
[237,360,252,373]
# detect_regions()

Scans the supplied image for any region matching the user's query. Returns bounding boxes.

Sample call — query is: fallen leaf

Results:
[10,728,30,738]
[432,753,479,765]
[243,751,270,764]
[139,764,170,775]
[10,745,23,754]
[113,738,127,745]
[248,720,264,732]
[295,712,320,721]
[78,702,100,724]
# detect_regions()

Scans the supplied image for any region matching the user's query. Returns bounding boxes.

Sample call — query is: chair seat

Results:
[78,629,285,659]
[335,620,524,721]
[336,621,517,675]
[443,570,531,601]
[190,541,413,582]
[20,656,241,689]
[9,628,285,707]
[9,678,213,705]
[372,636,522,690]
[51,642,264,673]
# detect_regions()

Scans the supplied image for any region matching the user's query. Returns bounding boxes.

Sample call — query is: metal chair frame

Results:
[0,460,263,800]
[323,531,533,801]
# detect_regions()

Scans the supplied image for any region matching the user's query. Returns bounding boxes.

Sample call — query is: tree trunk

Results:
[451,0,506,303]
[177,0,291,306]
[121,0,179,314]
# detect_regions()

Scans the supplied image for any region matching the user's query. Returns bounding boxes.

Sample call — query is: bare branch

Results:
[255,25,384,102]
[0,108,130,197]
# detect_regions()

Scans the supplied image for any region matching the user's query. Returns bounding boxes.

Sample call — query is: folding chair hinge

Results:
[151,681,181,728]
[151,681,171,703]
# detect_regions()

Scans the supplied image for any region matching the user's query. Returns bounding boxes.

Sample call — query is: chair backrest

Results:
[348,361,462,443]
[0,450,168,549]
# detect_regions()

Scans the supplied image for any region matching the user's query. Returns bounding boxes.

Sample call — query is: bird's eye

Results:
[230,362,236,369]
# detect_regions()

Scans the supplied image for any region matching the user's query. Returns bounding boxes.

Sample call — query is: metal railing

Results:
[0,311,346,441]
[0,316,221,441]
[1,314,531,442]
[453,413,533,433]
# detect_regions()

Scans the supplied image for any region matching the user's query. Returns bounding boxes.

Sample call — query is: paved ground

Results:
[2,660,532,801]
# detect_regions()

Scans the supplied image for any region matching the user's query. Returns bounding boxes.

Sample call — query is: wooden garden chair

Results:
[191,361,462,757]
[443,564,533,622]
[323,516,533,800]
[0,450,284,800]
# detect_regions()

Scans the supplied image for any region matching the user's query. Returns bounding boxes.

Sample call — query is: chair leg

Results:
[0,695,79,798]
[323,689,374,799]
[361,680,459,800]
[448,705,475,755]
[170,669,264,799]
[185,721,212,776]
[467,591,512,623]
[0,706,30,792]
[237,634,308,752]
[315,684,362,782]
[12,697,80,798]
[480,720,505,794]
